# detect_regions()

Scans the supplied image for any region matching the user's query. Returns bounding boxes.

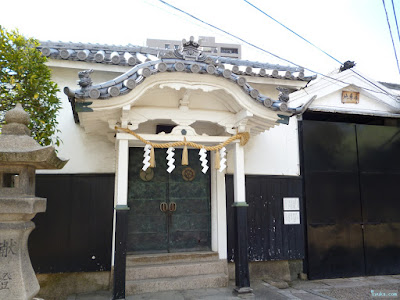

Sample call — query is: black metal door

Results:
[357,124,400,275]
[302,120,400,279]
[302,121,365,279]
[127,148,211,254]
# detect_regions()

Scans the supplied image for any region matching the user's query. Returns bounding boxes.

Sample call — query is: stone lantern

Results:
[0,103,67,299]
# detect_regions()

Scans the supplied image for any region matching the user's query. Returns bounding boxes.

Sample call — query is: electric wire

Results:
[158,0,302,70]
[383,0,400,75]
[243,0,342,65]
[157,0,397,98]
[391,0,400,47]
[243,0,398,99]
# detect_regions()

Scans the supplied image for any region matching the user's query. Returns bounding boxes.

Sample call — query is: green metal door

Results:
[127,147,211,253]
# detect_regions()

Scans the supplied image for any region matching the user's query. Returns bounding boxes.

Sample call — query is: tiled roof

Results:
[379,82,400,91]
[38,40,315,81]
[39,38,316,121]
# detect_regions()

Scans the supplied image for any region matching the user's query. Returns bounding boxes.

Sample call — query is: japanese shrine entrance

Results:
[126,148,211,253]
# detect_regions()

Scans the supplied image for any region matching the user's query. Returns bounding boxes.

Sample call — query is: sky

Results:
[1,0,400,83]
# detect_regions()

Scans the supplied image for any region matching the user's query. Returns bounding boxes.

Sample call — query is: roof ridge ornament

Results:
[78,69,93,89]
[277,87,290,102]
[172,36,207,62]
[182,36,200,49]
[339,60,356,72]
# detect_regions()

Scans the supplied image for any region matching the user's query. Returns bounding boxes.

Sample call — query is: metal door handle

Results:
[169,202,177,212]
[160,202,168,212]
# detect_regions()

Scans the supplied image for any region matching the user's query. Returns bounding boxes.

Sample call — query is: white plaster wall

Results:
[37,65,121,174]
[309,90,397,115]
[226,116,300,176]
[289,69,400,117]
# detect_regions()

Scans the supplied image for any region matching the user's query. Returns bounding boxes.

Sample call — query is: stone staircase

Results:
[125,251,229,294]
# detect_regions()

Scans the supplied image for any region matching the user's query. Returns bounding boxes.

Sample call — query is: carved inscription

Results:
[0,273,11,290]
[341,91,359,104]
[0,239,17,257]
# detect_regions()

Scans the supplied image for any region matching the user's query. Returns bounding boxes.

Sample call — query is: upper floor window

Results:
[201,46,217,53]
[220,47,238,54]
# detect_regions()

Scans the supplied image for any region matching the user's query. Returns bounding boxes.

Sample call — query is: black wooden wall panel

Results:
[226,175,304,262]
[29,174,114,273]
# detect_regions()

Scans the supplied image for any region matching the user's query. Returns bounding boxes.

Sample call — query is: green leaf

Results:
[0,26,62,147]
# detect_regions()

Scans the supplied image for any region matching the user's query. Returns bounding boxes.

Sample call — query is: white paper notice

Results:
[284,211,300,225]
[283,197,299,211]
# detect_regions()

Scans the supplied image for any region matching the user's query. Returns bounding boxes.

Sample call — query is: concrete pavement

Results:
[67,275,400,300]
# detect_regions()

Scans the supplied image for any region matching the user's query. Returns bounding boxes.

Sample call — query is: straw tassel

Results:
[182,138,188,165]
[214,149,221,170]
[150,146,156,168]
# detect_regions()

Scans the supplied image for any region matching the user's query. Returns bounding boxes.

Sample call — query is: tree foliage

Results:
[0,26,61,146]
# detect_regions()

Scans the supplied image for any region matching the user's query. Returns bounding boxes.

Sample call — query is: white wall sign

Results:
[283,197,300,225]
[284,211,300,225]
[283,197,299,211]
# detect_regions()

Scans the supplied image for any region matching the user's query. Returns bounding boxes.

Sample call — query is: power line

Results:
[391,0,400,47]
[243,0,342,65]
[158,0,303,70]
[243,0,398,98]
[157,0,397,98]
[383,0,400,75]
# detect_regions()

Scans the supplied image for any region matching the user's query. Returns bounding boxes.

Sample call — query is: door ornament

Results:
[160,202,168,212]
[140,168,154,181]
[169,202,177,212]
[182,167,196,181]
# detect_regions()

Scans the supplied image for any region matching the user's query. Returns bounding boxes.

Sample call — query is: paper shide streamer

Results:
[116,127,250,174]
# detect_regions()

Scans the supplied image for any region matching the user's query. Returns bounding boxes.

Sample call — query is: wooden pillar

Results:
[112,139,129,300]
[211,151,227,259]
[232,141,252,294]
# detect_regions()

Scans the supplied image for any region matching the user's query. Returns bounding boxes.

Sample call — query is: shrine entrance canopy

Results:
[60,36,316,141]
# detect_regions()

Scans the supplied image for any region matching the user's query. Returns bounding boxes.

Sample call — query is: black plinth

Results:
[113,205,129,300]
[233,202,252,293]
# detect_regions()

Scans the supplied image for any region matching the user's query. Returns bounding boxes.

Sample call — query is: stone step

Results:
[126,259,227,280]
[126,273,229,295]
[126,251,219,266]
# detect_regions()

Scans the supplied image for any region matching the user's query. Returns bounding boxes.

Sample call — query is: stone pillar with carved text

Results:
[0,104,67,299]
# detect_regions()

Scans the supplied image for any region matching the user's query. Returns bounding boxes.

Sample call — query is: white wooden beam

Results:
[233,141,246,203]
[114,139,129,207]
[111,138,128,268]
[210,149,228,259]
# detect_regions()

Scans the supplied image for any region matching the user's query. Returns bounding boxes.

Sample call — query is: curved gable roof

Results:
[60,38,316,119]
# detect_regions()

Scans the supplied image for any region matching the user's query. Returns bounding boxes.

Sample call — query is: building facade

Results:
[290,69,400,279]
[147,36,242,59]
[28,37,400,299]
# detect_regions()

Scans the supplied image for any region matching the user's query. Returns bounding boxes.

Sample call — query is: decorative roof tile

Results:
[38,40,315,81]
[42,37,316,123]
